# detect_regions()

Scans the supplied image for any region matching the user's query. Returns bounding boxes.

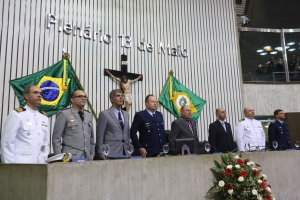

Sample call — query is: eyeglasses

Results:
[72,95,88,99]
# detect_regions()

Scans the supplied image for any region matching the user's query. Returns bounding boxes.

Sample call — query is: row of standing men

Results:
[0,86,291,163]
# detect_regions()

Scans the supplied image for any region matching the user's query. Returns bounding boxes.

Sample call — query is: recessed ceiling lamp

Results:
[256,49,264,53]
[287,42,295,45]
[270,51,277,54]
[264,46,272,51]
[288,48,296,51]
[275,47,282,51]
[260,52,267,55]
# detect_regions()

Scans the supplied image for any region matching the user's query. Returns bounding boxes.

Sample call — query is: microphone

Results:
[279,145,293,150]
[61,143,87,159]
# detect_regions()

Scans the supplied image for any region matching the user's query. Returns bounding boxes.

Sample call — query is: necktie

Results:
[118,112,124,130]
[78,111,84,121]
[186,120,194,135]
[221,122,227,132]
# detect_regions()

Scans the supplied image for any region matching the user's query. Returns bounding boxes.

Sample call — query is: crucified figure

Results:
[106,70,142,111]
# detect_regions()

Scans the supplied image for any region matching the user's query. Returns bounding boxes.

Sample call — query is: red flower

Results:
[236,158,244,165]
[244,158,249,164]
[266,193,272,200]
[232,176,236,180]
[255,163,261,167]
[225,168,232,175]
[222,173,226,177]
[252,169,260,175]
[240,170,247,177]
[267,184,271,188]
[225,184,233,190]
[260,182,267,189]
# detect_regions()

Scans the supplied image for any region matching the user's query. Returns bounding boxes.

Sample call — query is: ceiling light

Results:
[260,53,267,55]
[264,46,272,51]
[288,48,296,51]
[257,49,264,53]
[287,42,295,45]
[270,51,277,54]
[275,47,282,51]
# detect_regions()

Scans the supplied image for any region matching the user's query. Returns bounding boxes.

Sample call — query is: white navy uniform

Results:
[235,117,265,151]
[1,105,49,164]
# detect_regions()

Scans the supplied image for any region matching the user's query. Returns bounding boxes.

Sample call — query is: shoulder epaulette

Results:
[84,109,91,113]
[239,119,245,122]
[15,107,26,113]
[39,110,48,116]
[61,107,71,111]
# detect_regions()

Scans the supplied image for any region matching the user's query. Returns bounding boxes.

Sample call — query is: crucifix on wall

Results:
[104,54,143,111]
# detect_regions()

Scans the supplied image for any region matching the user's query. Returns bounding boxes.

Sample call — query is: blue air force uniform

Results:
[130,110,166,157]
[268,120,290,149]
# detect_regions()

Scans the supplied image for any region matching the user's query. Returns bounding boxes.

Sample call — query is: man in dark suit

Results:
[130,94,166,157]
[208,108,234,153]
[268,109,291,150]
[95,89,131,159]
[169,105,199,153]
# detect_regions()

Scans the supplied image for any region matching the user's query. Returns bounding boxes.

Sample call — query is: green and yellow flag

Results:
[158,72,206,121]
[10,55,82,116]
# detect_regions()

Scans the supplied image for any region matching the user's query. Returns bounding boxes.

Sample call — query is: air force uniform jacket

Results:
[235,117,265,151]
[268,120,290,149]
[1,105,49,164]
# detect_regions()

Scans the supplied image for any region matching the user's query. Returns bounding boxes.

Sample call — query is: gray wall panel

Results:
[0,0,243,150]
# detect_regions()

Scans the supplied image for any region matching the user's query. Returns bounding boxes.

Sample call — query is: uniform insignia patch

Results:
[38,110,48,116]
[239,119,244,122]
[15,107,26,112]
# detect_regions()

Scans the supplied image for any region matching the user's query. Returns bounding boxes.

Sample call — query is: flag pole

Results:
[158,70,174,107]
[63,53,98,120]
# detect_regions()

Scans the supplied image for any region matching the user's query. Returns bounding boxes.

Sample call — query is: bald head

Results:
[244,107,255,119]
[216,108,226,121]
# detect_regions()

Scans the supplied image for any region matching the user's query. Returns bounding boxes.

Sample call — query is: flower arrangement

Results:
[207,152,275,200]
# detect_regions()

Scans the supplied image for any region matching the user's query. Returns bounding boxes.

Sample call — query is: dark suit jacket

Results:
[208,120,234,153]
[130,110,166,157]
[169,117,199,153]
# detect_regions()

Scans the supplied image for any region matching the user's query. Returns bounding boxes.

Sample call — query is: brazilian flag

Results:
[159,72,206,121]
[10,54,82,116]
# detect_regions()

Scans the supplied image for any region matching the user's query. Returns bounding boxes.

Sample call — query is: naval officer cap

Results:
[46,153,72,164]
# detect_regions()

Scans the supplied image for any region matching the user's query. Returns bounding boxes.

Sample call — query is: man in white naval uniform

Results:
[1,85,49,164]
[235,107,265,151]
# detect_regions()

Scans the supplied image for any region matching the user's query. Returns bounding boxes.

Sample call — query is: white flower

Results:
[238,176,244,182]
[273,198,275,200]
[262,174,267,179]
[266,187,272,192]
[252,189,258,195]
[234,155,239,159]
[247,162,252,165]
[257,179,262,184]
[252,167,258,171]
[227,165,233,169]
[257,196,262,200]
[218,180,225,187]
[235,164,240,169]
[228,189,233,195]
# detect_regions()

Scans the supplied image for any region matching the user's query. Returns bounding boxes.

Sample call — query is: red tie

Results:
[186,120,194,135]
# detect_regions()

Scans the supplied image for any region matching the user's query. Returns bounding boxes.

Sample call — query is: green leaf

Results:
[228,152,234,162]
[207,187,221,194]
[210,168,223,181]
[214,160,222,168]
[238,152,242,158]
[220,162,227,168]
[221,154,229,165]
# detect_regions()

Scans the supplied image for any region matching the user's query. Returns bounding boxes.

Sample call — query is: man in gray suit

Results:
[95,89,130,160]
[169,105,200,153]
[52,90,95,160]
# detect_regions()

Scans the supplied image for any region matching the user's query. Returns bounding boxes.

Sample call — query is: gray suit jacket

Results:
[52,107,95,160]
[96,107,130,158]
[169,117,199,150]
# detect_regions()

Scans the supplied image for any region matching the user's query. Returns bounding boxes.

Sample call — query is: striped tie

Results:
[186,120,194,135]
